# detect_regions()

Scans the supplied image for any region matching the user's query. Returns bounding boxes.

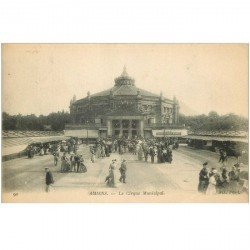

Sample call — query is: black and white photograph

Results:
[2,44,248,203]
[1,1,250,250]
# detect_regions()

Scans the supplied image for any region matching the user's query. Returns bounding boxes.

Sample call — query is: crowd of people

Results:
[60,152,87,173]
[90,137,178,164]
[25,135,247,195]
[92,137,178,188]
[27,143,51,158]
[27,138,78,159]
[135,138,178,164]
[198,161,247,195]
[41,138,87,192]
[38,136,179,191]
[47,138,89,174]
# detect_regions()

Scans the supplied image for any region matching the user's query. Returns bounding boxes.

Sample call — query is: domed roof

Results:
[91,67,159,97]
[74,67,173,104]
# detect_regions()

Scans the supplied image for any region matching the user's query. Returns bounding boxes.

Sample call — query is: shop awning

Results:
[64,129,99,138]
[184,135,248,143]
[152,129,188,137]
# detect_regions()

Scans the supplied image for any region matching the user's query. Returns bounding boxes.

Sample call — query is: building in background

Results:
[66,67,186,138]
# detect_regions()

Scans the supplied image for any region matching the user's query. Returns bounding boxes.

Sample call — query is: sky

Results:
[2,44,248,117]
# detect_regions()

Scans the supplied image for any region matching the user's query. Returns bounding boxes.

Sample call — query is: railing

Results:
[144,123,186,129]
[188,130,248,137]
[65,124,106,130]
[2,130,64,138]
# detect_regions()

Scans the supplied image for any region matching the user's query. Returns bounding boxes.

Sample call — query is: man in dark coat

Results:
[198,162,209,193]
[119,160,127,183]
[45,167,54,192]
[157,147,163,163]
[166,147,173,163]
[27,146,34,159]
[149,146,155,164]
[74,154,80,172]
[53,151,59,166]
[219,166,229,193]
[144,146,149,162]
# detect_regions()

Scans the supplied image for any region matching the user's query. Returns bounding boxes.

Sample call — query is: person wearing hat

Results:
[219,166,229,194]
[218,149,227,163]
[137,144,144,161]
[228,165,242,193]
[198,162,209,193]
[61,152,68,172]
[119,159,127,183]
[90,146,96,163]
[53,150,60,166]
[166,145,173,164]
[235,163,245,192]
[45,167,54,192]
[234,163,243,174]
[70,153,76,172]
[149,146,155,164]
[105,160,116,187]
[79,157,87,173]
[209,167,216,177]
[206,168,217,195]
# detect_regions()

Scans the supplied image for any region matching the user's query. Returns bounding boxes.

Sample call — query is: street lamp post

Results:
[163,114,167,139]
[86,120,89,145]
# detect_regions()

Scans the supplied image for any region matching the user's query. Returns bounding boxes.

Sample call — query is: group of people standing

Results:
[60,152,87,173]
[35,135,247,195]
[44,140,87,192]
[27,138,78,159]
[27,142,56,159]
[93,139,113,158]
[90,137,177,166]
[137,138,176,164]
[198,161,246,195]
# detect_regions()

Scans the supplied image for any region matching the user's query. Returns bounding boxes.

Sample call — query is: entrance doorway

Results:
[99,130,107,138]
[114,130,120,138]
[111,118,141,138]
[132,130,138,137]
[122,130,129,138]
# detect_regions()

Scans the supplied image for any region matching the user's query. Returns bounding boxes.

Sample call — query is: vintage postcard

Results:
[1,44,248,202]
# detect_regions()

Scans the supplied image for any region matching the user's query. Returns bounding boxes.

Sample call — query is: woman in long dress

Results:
[138,145,143,161]
[90,147,96,163]
[106,160,116,187]
[228,166,239,193]
[61,152,68,172]
[206,169,217,195]
[101,145,106,157]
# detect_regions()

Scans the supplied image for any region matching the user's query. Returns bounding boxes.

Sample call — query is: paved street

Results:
[2,145,248,202]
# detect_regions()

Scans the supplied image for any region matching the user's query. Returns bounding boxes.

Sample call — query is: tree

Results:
[2,111,72,131]
[2,112,17,130]
[179,112,248,132]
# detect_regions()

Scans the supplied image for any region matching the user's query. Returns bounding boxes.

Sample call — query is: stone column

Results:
[107,119,112,136]
[139,119,144,137]
[128,120,132,138]
[119,119,123,138]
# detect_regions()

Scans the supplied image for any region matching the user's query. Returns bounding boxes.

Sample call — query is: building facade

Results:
[67,68,182,138]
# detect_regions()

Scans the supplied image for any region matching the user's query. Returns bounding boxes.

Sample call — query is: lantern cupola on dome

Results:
[114,66,135,86]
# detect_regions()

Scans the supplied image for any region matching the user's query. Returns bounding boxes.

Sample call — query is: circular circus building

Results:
[66,67,185,139]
